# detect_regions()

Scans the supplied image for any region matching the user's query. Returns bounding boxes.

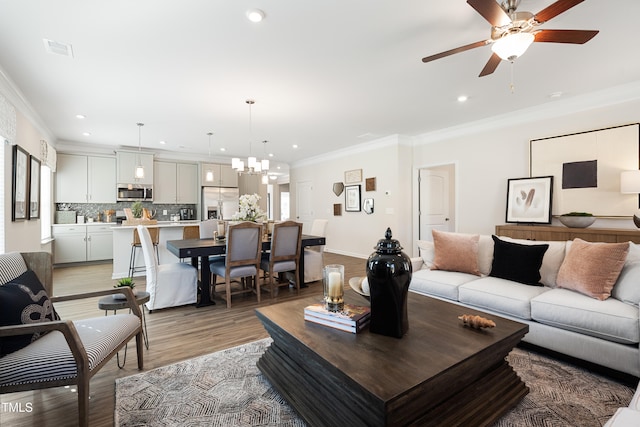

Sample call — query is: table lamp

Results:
[620,170,640,227]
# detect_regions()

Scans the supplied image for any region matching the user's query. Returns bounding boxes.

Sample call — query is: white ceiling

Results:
[0,0,639,170]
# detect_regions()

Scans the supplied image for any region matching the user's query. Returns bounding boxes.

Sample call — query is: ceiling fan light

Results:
[491,32,534,61]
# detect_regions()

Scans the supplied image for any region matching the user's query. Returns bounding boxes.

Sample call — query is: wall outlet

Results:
[163,210,167,215]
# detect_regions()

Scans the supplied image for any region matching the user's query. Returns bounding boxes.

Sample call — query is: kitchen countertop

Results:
[53,222,117,226]
[111,220,200,230]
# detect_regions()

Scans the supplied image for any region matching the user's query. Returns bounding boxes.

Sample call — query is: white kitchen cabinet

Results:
[53,224,113,264]
[116,151,154,185]
[55,154,116,203]
[154,161,197,204]
[201,163,238,187]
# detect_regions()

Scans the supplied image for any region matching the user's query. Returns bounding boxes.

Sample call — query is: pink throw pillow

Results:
[432,230,480,276]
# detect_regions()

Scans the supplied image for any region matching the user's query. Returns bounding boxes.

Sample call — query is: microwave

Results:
[117,184,153,201]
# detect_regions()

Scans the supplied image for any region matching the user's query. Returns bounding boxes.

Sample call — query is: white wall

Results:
[290,135,412,259]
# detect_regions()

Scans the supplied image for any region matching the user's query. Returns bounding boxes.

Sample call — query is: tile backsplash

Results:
[55,202,197,223]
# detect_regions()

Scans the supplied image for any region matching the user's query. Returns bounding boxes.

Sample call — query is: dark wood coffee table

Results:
[255,292,529,426]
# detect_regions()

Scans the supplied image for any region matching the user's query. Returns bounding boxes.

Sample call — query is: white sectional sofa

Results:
[409,230,640,378]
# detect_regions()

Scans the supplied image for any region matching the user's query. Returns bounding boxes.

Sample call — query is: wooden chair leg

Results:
[136,331,144,370]
[78,378,89,427]
[255,274,261,303]
[225,277,232,309]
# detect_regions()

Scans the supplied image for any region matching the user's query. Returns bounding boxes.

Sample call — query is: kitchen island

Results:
[111,220,199,279]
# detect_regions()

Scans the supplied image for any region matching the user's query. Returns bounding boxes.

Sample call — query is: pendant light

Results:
[261,140,270,184]
[135,122,145,179]
[205,132,214,182]
[233,99,263,174]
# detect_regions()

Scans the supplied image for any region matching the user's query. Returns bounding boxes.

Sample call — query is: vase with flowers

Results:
[232,193,267,222]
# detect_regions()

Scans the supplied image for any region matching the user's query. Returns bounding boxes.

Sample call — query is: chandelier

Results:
[232,99,270,176]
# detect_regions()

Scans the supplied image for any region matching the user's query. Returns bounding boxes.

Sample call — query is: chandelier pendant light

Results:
[233,99,264,175]
[135,122,145,179]
[205,132,214,182]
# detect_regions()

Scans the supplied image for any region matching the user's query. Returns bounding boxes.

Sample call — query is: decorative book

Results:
[303,303,371,333]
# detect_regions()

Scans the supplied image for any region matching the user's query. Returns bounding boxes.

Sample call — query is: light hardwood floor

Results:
[0,252,367,427]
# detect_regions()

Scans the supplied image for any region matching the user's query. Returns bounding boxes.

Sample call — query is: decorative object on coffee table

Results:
[323,264,344,312]
[558,212,596,228]
[366,228,412,338]
[458,314,496,329]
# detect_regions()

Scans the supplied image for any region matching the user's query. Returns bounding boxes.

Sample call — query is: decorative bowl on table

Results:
[348,277,370,300]
[558,213,596,228]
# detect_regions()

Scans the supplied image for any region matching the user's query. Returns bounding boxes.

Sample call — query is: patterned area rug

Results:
[115,338,635,426]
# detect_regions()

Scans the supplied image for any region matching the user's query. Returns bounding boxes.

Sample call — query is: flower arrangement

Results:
[232,193,267,222]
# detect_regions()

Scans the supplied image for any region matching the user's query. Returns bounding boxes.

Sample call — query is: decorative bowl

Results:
[558,216,596,228]
[348,277,370,300]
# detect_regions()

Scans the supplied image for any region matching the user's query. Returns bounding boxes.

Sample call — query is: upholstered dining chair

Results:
[137,225,198,312]
[209,221,262,308]
[260,220,303,297]
[304,219,328,283]
[199,219,217,239]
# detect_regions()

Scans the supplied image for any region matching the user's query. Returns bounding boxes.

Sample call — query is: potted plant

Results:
[114,277,137,299]
[131,201,143,219]
[558,212,596,228]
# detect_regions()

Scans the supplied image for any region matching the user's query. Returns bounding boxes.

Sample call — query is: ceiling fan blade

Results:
[422,40,488,63]
[534,0,585,24]
[467,0,512,27]
[479,53,501,77]
[534,29,599,44]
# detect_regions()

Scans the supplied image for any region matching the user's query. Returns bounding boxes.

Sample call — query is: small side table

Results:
[98,291,150,368]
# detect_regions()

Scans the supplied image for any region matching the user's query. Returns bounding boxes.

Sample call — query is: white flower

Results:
[232,193,267,222]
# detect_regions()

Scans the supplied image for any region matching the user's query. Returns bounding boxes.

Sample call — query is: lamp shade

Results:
[491,32,534,61]
[621,170,640,193]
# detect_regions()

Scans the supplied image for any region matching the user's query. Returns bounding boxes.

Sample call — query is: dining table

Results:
[166,234,326,307]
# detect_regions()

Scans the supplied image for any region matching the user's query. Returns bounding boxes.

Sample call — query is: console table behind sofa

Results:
[495,225,640,244]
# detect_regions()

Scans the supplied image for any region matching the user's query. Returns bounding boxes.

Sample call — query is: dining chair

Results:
[260,220,303,297]
[304,219,328,283]
[209,221,262,308]
[129,226,160,277]
[199,219,217,239]
[137,225,198,311]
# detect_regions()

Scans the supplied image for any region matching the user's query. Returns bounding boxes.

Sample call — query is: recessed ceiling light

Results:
[550,91,563,99]
[75,114,85,119]
[246,9,265,23]
[268,153,274,157]
[457,95,468,103]
[82,132,91,136]
[159,140,166,145]
[219,147,226,152]
[292,144,298,149]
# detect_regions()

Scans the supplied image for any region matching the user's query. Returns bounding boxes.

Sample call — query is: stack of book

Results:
[303,303,371,333]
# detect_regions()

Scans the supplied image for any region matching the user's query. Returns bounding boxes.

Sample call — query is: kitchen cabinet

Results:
[154,161,198,204]
[116,151,154,185]
[201,163,238,187]
[55,154,116,203]
[53,224,114,264]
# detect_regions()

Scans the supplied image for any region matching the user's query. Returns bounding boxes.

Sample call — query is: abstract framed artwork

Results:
[506,176,553,224]
[345,184,361,212]
[12,145,29,221]
[29,155,40,219]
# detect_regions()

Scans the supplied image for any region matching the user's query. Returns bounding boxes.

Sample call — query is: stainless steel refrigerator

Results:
[202,187,239,220]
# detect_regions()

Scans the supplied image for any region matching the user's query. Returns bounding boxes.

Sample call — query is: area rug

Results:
[115,338,635,426]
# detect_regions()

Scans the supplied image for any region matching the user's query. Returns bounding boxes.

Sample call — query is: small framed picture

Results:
[345,169,362,184]
[12,145,29,221]
[506,176,553,224]
[333,203,342,216]
[345,185,361,212]
[29,155,41,219]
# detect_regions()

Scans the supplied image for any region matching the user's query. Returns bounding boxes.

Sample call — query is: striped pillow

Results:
[0,252,27,285]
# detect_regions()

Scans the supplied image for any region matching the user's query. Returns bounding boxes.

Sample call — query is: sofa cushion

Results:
[458,276,550,320]
[604,408,640,427]
[417,235,493,276]
[531,288,639,345]
[0,252,28,286]
[410,269,481,301]
[0,270,60,356]
[613,243,640,306]
[497,237,566,287]
[432,230,480,276]
[556,239,629,300]
[489,236,548,285]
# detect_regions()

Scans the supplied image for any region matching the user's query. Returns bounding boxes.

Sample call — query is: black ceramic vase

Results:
[366,228,412,338]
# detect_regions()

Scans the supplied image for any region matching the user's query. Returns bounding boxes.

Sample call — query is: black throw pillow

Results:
[0,269,59,356]
[489,235,549,286]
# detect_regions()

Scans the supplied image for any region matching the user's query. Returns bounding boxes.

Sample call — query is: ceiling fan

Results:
[421,0,598,77]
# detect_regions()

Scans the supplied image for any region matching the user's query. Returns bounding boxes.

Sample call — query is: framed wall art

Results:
[344,169,362,184]
[29,155,41,219]
[530,123,639,216]
[365,177,376,191]
[345,184,361,212]
[333,203,342,216]
[506,176,553,224]
[12,145,29,221]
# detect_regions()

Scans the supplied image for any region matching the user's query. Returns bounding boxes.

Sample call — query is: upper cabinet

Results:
[154,161,198,204]
[116,151,154,185]
[201,163,238,187]
[55,154,116,203]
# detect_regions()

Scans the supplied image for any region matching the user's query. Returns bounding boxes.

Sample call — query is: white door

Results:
[295,181,314,229]
[419,167,453,241]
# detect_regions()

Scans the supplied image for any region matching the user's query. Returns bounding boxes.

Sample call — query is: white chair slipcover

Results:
[304,219,328,283]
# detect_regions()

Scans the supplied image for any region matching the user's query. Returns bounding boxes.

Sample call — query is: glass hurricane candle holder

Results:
[323,264,344,312]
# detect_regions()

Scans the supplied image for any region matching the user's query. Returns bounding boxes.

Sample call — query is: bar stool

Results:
[129,227,159,277]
